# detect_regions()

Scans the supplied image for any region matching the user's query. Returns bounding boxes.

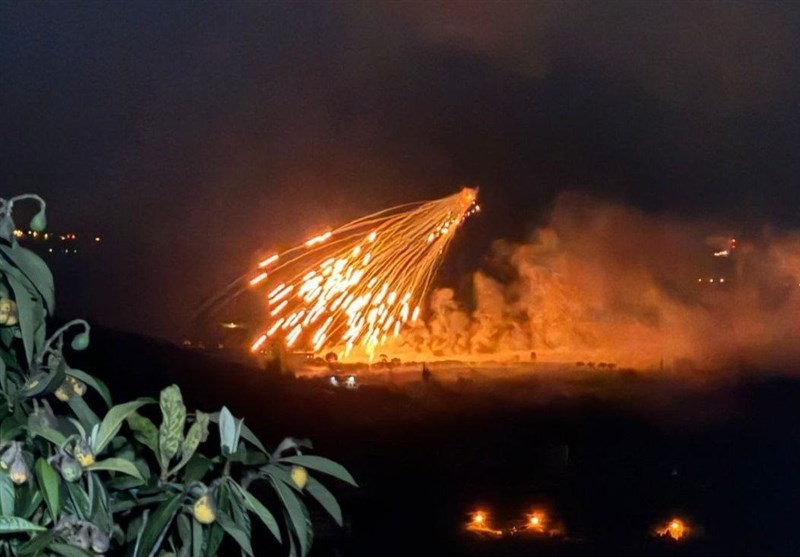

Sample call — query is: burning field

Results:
[205,188,800,377]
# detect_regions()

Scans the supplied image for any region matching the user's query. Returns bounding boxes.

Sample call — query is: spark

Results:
[242,187,479,358]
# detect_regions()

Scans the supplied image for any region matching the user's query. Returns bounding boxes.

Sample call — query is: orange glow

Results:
[250,334,267,352]
[258,254,279,268]
[243,188,478,358]
[305,231,332,247]
[249,272,268,286]
[656,517,689,541]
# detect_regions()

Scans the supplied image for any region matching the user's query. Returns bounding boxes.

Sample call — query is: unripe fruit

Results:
[192,494,216,524]
[291,465,308,490]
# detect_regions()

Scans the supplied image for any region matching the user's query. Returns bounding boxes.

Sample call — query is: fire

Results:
[242,187,479,356]
[656,517,689,541]
[466,510,502,536]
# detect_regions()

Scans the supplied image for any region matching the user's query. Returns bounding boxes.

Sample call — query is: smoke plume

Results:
[390,193,800,371]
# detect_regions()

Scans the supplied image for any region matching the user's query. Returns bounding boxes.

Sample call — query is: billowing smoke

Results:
[389,192,800,371]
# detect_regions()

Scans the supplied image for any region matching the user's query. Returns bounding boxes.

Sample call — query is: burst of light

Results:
[238,187,479,358]
[250,334,267,352]
[656,517,689,541]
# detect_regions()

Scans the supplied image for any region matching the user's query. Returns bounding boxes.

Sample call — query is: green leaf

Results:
[270,477,310,557]
[14,482,42,519]
[158,385,186,470]
[27,418,67,447]
[305,476,343,526]
[218,407,240,457]
[65,369,112,408]
[4,272,44,366]
[92,399,152,455]
[192,516,203,557]
[0,415,24,442]
[278,456,357,486]
[183,454,213,484]
[134,492,182,557]
[49,543,94,557]
[16,530,56,555]
[232,483,281,542]
[86,458,144,481]
[34,458,60,522]
[127,412,159,454]
[64,482,90,520]
[169,413,209,477]
[215,510,254,557]
[208,413,269,455]
[67,396,101,431]
[0,243,54,314]
[0,471,14,517]
[0,516,46,533]
[204,523,224,557]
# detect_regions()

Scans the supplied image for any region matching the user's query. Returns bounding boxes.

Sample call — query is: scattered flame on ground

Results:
[466,510,502,536]
[655,517,689,541]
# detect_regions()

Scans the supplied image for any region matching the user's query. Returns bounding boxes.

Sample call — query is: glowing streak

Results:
[258,254,279,268]
[249,272,268,286]
[250,335,267,352]
[239,187,478,357]
[270,300,288,317]
[305,231,332,247]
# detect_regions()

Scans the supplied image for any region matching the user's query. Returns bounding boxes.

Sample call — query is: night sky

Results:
[2,1,800,340]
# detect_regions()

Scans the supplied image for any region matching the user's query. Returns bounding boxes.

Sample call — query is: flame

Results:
[656,517,689,541]
[244,187,478,357]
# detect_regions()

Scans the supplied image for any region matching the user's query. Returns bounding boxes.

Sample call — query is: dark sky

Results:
[2,1,800,340]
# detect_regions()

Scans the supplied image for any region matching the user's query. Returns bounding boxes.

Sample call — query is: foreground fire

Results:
[245,188,479,358]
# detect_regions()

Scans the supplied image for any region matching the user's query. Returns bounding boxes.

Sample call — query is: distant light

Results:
[719,278,725,283]
[94,236,101,242]
[329,376,339,387]
[709,278,714,283]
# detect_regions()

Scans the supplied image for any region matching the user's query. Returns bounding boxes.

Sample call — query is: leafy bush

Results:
[0,195,355,556]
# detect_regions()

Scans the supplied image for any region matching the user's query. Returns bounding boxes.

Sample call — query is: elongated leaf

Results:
[233,483,281,542]
[4,271,43,365]
[34,458,60,522]
[0,516,46,533]
[14,483,42,519]
[216,510,253,557]
[183,454,213,484]
[134,492,182,557]
[64,482,90,520]
[92,399,151,455]
[65,368,112,408]
[278,456,357,486]
[158,385,186,470]
[27,418,67,447]
[192,515,203,557]
[0,471,14,516]
[86,458,144,481]
[49,543,94,557]
[67,396,100,431]
[16,530,56,555]
[208,413,268,455]
[0,415,24,442]
[127,412,159,454]
[270,477,310,557]
[169,413,209,476]
[0,243,54,314]
[305,476,343,526]
[218,407,240,456]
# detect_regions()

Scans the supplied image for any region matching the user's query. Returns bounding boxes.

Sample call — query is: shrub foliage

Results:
[0,195,354,556]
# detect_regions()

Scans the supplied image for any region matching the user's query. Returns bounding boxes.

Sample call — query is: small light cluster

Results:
[466,509,563,538]
[467,510,692,542]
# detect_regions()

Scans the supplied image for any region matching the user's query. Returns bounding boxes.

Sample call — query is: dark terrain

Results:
[71,329,800,556]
